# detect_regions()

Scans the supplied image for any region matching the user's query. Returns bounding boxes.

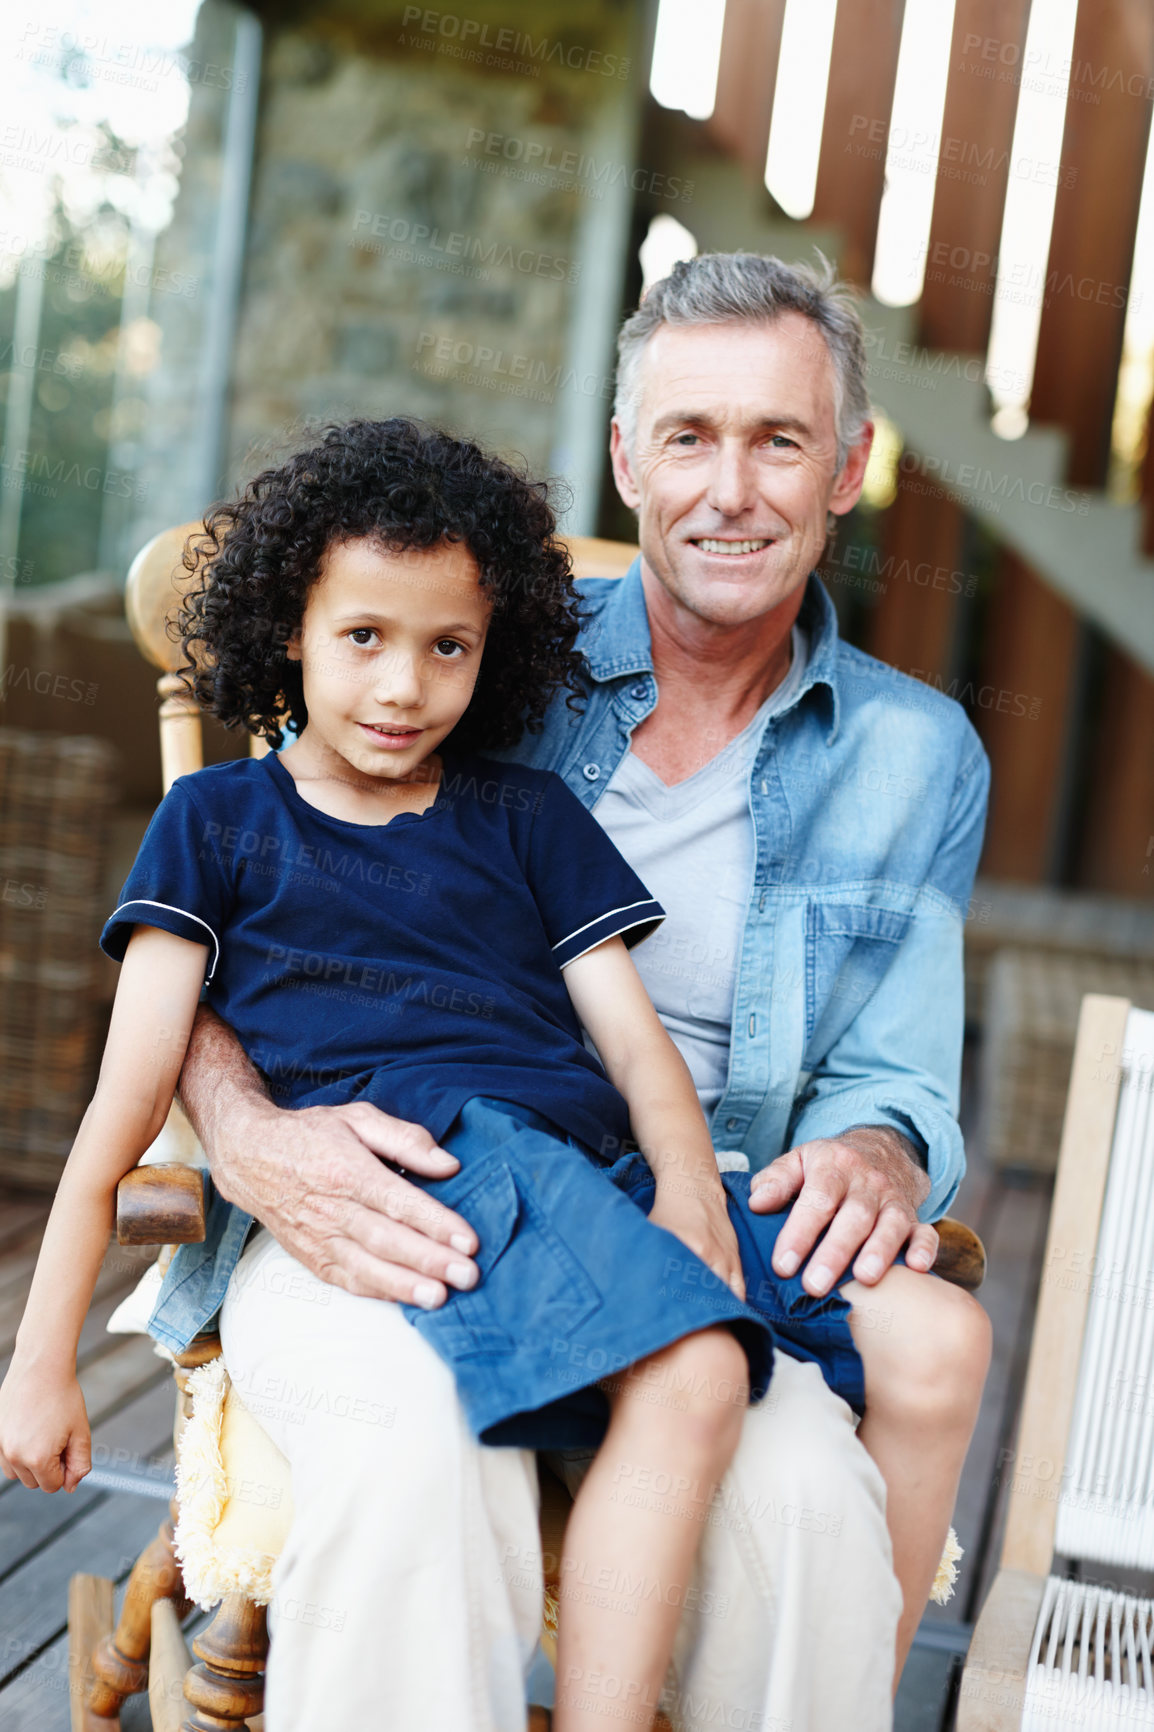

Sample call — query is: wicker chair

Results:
[68,525,986,1731]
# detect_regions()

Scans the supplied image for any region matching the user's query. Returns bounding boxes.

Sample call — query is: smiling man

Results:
[178,254,990,1730]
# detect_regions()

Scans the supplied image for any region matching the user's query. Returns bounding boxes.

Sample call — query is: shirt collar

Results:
[582,558,842,742]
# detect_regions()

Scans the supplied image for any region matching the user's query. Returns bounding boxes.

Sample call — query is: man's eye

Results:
[769,434,797,449]
[674,433,700,447]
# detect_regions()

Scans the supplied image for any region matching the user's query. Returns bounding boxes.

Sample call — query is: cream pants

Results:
[219,1225,899,1732]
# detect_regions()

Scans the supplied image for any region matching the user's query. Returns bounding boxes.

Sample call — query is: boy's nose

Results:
[374,650,424,708]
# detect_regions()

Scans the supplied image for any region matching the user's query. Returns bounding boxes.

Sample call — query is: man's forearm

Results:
[177,1005,274,1208]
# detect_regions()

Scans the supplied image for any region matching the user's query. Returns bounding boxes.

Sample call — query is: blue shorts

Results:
[401,1097,865,1449]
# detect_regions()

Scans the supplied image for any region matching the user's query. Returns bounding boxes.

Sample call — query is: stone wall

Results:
[138,0,644,535]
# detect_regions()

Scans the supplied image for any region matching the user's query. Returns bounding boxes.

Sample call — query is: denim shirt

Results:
[147,565,987,1352]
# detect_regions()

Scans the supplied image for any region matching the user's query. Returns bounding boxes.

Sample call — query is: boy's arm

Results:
[0,926,207,1490]
[563,936,744,1296]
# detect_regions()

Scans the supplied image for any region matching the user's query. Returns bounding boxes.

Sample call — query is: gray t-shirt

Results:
[594,627,808,1124]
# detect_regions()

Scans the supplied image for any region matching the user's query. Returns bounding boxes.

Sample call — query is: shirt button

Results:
[582,763,601,782]
[630,683,648,700]
[726,1117,740,1131]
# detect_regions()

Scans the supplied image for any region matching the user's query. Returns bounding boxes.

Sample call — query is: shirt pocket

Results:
[432,1161,602,1360]
[803,902,912,1065]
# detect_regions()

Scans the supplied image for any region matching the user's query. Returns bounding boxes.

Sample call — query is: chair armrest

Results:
[956,1565,1045,1730]
[932,1218,986,1291]
[116,1164,207,1246]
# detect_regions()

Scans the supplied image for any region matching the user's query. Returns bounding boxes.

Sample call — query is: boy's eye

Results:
[348,628,378,646]
[434,639,467,658]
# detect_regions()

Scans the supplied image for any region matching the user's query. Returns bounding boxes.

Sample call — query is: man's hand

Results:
[179,1006,479,1308]
[749,1125,936,1295]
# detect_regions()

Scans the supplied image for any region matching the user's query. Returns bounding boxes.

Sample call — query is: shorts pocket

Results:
[433,1160,601,1360]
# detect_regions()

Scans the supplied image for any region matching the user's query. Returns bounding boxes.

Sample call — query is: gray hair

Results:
[614,251,871,472]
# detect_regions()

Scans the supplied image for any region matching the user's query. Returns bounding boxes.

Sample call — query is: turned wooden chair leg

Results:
[86,1502,191,1718]
[181,1595,269,1731]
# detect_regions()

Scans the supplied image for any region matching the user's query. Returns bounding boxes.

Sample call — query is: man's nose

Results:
[706,443,759,517]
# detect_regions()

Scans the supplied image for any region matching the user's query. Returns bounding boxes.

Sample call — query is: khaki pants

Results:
[220,1226,899,1732]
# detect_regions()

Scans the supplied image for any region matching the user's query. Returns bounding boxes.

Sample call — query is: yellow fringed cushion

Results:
[174,1358,294,1609]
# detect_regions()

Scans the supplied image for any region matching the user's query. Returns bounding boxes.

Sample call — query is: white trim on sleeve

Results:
[551,900,657,955]
[107,899,221,981]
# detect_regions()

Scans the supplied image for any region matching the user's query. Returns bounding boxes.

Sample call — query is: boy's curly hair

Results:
[176,418,587,752]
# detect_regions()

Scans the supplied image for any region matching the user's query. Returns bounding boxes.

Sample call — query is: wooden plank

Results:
[811,0,907,284]
[975,549,1080,882]
[955,1566,1046,1732]
[704,0,787,179]
[0,1490,167,1681]
[1030,0,1154,485]
[67,1574,116,1732]
[918,0,1032,352]
[0,1189,52,1234]
[0,1274,160,1388]
[0,1382,173,1563]
[999,995,1130,1577]
[0,1242,154,1360]
[867,467,965,681]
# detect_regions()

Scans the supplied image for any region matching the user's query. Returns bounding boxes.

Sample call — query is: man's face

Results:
[610,314,872,630]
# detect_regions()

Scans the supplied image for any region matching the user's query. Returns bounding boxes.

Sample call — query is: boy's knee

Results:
[617,1328,749,1453]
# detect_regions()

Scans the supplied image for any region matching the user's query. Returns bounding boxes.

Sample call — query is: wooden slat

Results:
[918,0,1032,351]
[811,0,907,284]
[704,0,787,179]
[976,548,1080,882]
[867,467,966,680]
[999,994,1130,1577]
[1030,0,1154,485]
[1077,646,1154,899]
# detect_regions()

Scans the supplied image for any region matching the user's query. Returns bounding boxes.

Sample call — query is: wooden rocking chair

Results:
[68,525,987,1731]
[958,993,1154,1730]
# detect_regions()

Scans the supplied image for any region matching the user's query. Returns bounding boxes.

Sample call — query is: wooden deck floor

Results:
[0,1050,1055,1731]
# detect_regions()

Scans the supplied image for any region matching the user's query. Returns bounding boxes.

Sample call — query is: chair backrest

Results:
[124,524,639,789]
[998,994,1154,1579]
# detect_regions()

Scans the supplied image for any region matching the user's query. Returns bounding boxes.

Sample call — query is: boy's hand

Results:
[650,1178,746,1301]
[0,1363,92,1493]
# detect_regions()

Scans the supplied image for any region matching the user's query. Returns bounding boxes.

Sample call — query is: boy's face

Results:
[285,537,490,782]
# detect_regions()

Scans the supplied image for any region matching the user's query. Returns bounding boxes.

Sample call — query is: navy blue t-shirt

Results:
[100,752,664,1157]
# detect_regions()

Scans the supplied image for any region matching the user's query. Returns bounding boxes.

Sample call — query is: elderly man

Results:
[175,253,990,1730]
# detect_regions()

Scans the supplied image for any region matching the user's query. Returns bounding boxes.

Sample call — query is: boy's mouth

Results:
[358,722,423,746]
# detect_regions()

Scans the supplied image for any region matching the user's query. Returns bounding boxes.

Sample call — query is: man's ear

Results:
[829,421,875,519]
[609,420,641,512]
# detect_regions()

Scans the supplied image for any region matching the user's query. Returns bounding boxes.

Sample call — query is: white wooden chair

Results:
[958,994,1154,1730]
[69,523,985,1730]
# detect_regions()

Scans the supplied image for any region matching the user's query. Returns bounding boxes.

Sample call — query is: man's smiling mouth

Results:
[693,538,773,556]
